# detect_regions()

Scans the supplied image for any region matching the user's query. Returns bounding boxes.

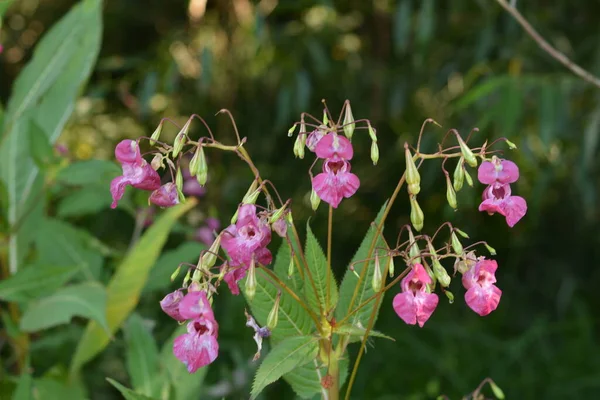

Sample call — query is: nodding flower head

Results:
[149,182,180,208]
[478,158,519,185]
[115,139,142,165]
[312,157,360,208]
[110,161,161,209]
[478,182,527,227]
[173,315,219,373]
[462,258,502,316]
[393,263,439,327]
[314,132,354,160]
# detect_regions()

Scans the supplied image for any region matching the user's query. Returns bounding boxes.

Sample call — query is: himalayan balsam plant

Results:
[109,101,525,399]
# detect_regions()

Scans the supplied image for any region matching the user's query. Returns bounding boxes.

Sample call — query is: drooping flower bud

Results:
[370,141,379,166]
[189,144,201,176]
[455,228,470,238]
[322,109,329,125]
[444,290,454,304]
[293,134,306,159]
[485,243,497,256]
[310,188,321,211]
[457,134,478,167]
[170,265,182,281]
[450,232,463,255]
[408,229,421,264]
[149,123,163,146]
[387,255,395,278]
[195,146,208,186]
[176,167,183,193]
[432,258,451,287]
[409,195,424,231]
[404,145,420,195]
[453,158,465,192]
[199,234,222,270]
[372,254,383,292]
[151,154,162,171]
[505,139,517,150]
[182,268,191,287]
[288,256,295,277]
[464,168,474,187]
[245,258,257,301]
[445,174,457,209]
[160,289,185,321]
[266,291,281,330]
[173,119,191,158]
[287,124,297,137]
[343,102,355,140]
[242,181,261,205]
[367,122,377,142]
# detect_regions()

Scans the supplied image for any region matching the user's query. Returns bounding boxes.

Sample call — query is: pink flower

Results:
[178,290,215,320]
[110,161,161,208]
[160,289,185,321]
[205,217,220,231]
[149,182,179,208]
[306,127,328,151]
[393,263,439,327]
[223,265,248,296]
[221,204,272,267]
[315,133,354,160]
[272,218,287,238]
[462,258,502,316]
[173,316,219,373]
[479,183,527,228]
[312,158,360,208]
[478,159,519,185]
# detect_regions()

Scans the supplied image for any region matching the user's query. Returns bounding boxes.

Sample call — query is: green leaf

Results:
[0,0,16,18]
[0,0,103,275]
[251,336,319,399]
[334,325,395,341]
[69,199,197,375]
[11,371,32,400]
[106,378,156,400]
[159,325,208,400]
[57,185,114,218]
[20,282,109,333]
[124,314,160,397]
[453,76,509,111]
[144,242,205,293]
[28,121,56,169]
[393,0,412,55]
[32,377,86,400]
[56,160,120,186]
[336,203,389,336]
[304,223,338,313]
[0,264,79,303]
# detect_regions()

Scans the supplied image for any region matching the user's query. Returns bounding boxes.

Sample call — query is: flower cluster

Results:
[477,157,527,227]
[160,288,219,373]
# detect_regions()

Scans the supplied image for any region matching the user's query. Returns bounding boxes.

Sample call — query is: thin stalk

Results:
[326,205,333,311]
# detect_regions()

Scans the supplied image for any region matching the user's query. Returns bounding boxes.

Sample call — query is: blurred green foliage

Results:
[2,0,600,399]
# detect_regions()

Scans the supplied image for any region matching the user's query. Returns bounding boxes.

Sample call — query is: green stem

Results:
[326,205,333,312]
[328,348,340,400]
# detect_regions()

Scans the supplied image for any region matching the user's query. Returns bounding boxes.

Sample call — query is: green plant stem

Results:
[326,205,333,312]
[327,347,340,400]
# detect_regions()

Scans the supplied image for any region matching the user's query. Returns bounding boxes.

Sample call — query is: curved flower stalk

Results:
[109,101,525,400]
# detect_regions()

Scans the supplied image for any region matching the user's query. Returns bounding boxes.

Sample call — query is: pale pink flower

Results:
[160,289,185,321]
[478,159,519,185]
[183,178,206,197]
[462,258,502,316]
[173,316,219,373]
[312,158,360,208]
[315,133,354,160]
[479,183,527,228]
[221,204,272,267]
[149,182,179,208]
[393,263,439,327]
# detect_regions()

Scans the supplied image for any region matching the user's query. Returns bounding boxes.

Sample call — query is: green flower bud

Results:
[182,269,191,287]
[323,110,329,125]
[175,167,183,193]
[485,243,497,255]
[245,258,257,301]
[199,234,221,270]
[310,189,321,211]
[151,154,162,171]
[195,146,208,186]
[409,195,424,232]
[242,182,261,205]
[288,257,295,277]
[170,265,182,281]
[269,205,287,224]
[343,102,355,140]
[388,255,395,278]
[293,134,305,159]
[464,168,474,187]
[367,122,377,142]
[444,290,454,304]
[453,158,465,192]
[505,139,517,150]
[408,229,421,265]
[489,380,505,399]
[371,141,379,165]
[266,291,281,330]
[432,258,451,287]
[405,145,421,195]
[150,123,163,146]
[457,134,478,167]
[455,228,470,238]
[372,254,383,292]
[287,124,297,137]
[446,174,457,209]
[451,232,463,255]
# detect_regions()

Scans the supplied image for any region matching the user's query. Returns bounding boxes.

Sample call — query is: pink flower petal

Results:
[314,133,354,160]
[478,159,520,185]
[501,195,527,227]
[115,140,141,165]
[393,291,439,327]
[110,176,131,209]
[149,182,179,208]
[464,285,502,316]
[173,320,219,373]
[179,291,214,320]
[160,289,185,321]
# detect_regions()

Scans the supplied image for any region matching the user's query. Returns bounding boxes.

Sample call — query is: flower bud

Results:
[293,134,306,159]
[453,158,464,192]
[287,124,297,137]
[151,154,162,171]
[444,290,454,304]
[387,255,395,278]
[245,258,257,301]
[170,265,182,281]
[176,167,183,193]
[343,102,355,140]
[432,258,451,287]
[485,243,497,255]
[454,250,477,274]
[199,234,221,270]
[182,268,192,287]
[450,232,463,255]
[455,228,469,238]
[195,146,208,186]
[267,291,281,330]
[372,254,383,292]
[445,174,457,209]
[310,189,321,211]
[457,134,478,167]
[489,380,506,399]
[367,122,377,142]
[464,168,474,187]
[150,123,163,146]
[408,229,421,264]
[409,195,424,231]
[404,145,420,195]
[189,145,201,176]
[322,109,329,125]
[371,141,379,165]
[172,119,191,158]
[505,139,517,150]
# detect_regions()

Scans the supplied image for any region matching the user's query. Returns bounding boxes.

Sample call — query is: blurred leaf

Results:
[334,325,394,341]
[33,377,86,399]
[416,0,435,47]
[453,76,510,111]
[28,121,56,170]
[250,336,319,399]
[1,310,21,338]
[56,184,113,218]
[34,219,104,281]
[498,77,522,137]
[0,264,79,303]
[336,203,388,335]
[0,0,16,17]
[393,0,413,55]
[56,160,120,186]
[304,223,338,313]
[11,371,32,400]
[20,282,109,333]
[69,199,197,375]
[124,314,160,397]
[160,324,208,400]
[106,379,156,400]
[0,0,102,274]
[144,241,204,293]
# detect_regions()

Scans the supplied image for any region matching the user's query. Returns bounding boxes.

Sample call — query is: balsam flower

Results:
[462,258,502,316]
[393,263,439,327]
[314,132,354,160]
[160,289,185,321]
[149,182,179,208]
[478,159,519,185]
[173,315,219,373]
[110,160,161,209]
[312,158,360,208]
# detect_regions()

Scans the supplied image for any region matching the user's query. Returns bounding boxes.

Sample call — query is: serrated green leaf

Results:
[69,199,197,375]
[251,336,319,399]
[56,160,120,186]
[0,264,79,303]
[20,282,109,333]
[106,379,156,400]
[0,0,102,275]
[124,314,160,397]
[304,223,338,314]
[334,325,395,341]
[336,203,389,336]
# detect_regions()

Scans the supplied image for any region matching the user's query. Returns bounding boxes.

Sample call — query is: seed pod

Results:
[310,189,321,211]
[371,141,379,166]
[446,174,457,209]
[451,232,463,255]
[405,145,421,195]
[245,258,257,301]
[372,254,383,292]
[408,229,421,265]
[267,292,281,330]
[456,134,478,167]
[453,158,465,191]
[150,123,163,146]
[343,102,355,140]
[409,196,424,231]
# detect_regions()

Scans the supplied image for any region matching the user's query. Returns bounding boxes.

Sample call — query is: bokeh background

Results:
[2,0,600,399]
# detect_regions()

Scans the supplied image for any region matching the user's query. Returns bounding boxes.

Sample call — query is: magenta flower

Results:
[110,162,161,209]
[195,226,215,246]
[314,133,354,160]
[115,139,142,164]
[478,159,519,185]
[393,263,439,327]
[178,290,215,320]
[221,204,272,267]
[306,127,327,151]
[160,289,185,321]
[223,265,250,296]
[272,218,287,238]
[312,158,360,208]
[173,315,219,373]
[462,258,502,316]
[149,182,179,208]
